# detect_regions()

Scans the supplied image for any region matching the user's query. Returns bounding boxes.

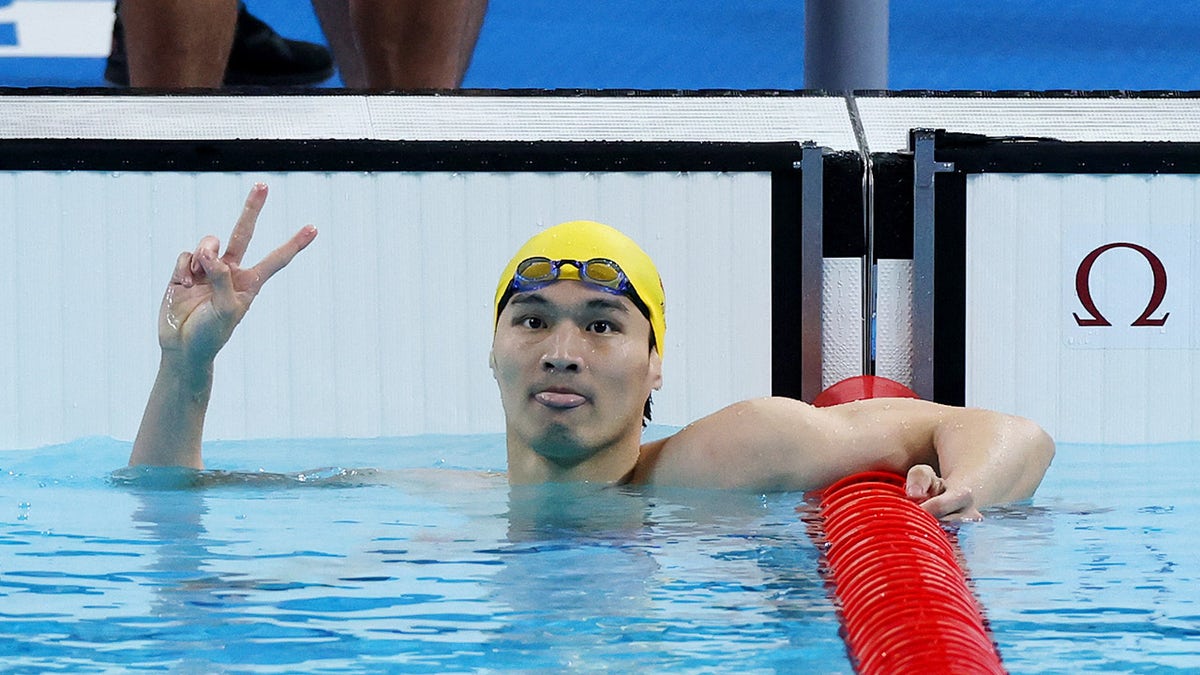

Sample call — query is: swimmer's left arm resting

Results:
[908,403,1055,519]
[647,397,1054,518]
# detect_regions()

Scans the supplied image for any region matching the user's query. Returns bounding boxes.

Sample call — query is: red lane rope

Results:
[812,376,1006,675]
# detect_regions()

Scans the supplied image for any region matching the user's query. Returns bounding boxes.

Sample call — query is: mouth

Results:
[533,387,589,409]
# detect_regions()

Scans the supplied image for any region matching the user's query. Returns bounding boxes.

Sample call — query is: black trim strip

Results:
[857,89,1200,99]
[931,132,1200,174]
[871,152,913,260]
[771,167,805,399]
[8,87,1199,99]
[822,151,865,257]
[0,139,805,172]
[0,87,839,98]
[933,172,967,407]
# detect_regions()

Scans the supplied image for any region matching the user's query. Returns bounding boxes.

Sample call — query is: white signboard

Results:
[966,173,1200,444]
[0,0,112,57]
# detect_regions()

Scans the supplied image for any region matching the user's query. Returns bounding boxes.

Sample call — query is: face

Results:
[491,280,663,466]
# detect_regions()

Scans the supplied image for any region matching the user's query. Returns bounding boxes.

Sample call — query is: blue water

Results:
[1,435,1198,673]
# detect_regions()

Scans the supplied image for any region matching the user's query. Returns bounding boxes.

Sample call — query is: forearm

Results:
[129,354,214,468]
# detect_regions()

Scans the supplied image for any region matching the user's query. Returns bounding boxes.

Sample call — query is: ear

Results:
[647,346,663,391]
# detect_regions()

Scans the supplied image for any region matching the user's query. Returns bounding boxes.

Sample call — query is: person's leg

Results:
[223,5,335,86]
[120,0,238,87]
[108,1,334,88]
[309,0,368,88]
[350,0,488,89]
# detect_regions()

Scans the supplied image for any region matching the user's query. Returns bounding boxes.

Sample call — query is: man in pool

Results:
[130,184,1054,520]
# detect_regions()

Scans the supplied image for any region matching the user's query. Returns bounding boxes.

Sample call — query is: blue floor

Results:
[2,0,1199,90]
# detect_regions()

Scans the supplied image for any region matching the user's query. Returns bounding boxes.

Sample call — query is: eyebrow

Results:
[509,292,631,314]
[584,297,631,314]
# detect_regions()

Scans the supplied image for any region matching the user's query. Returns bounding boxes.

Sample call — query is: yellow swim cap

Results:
[494,220,666,356]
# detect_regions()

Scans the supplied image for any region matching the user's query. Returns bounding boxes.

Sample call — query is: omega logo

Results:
[1072,242,1169,327]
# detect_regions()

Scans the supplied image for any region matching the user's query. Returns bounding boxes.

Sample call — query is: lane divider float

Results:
[811,375,1005,674]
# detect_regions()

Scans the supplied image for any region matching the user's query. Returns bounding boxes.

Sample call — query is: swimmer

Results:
[130,184,1054,520]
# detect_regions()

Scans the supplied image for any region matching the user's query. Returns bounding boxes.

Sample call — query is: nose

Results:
[541,325,585,373]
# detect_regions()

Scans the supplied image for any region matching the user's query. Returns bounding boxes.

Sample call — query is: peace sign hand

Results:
[159,183,317,366]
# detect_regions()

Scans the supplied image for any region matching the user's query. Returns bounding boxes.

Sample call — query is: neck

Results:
[505,431,642,485]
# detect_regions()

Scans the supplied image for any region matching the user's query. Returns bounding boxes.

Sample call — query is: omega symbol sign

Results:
[1072,242,1169,327]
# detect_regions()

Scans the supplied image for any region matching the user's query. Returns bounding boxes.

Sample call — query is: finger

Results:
[194,247,236,314]
[920,488,975,520]
[192,236,222,276]
[905,464,940,499]
[170,251,195,287]
[249,225,318,288]
[224,183,269,266]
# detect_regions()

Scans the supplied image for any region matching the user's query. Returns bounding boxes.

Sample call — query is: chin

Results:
[530,426,587,458]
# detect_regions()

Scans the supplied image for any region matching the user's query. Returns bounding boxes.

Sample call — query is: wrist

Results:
[158,350,215,395]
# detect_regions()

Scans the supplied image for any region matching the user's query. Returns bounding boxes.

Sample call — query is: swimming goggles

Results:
[512,257,634,295]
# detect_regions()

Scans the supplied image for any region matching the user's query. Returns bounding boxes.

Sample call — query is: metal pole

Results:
[804,0,890,90]
[800,143,826,402]
[910,130,954,400]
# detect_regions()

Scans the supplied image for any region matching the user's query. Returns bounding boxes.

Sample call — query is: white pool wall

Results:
[0,169,783,448]
[4,93,1200,448]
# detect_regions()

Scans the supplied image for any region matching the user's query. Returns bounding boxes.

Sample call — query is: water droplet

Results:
[164,287,181,330]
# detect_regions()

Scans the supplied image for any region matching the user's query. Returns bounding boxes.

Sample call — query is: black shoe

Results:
[104,2,334,87]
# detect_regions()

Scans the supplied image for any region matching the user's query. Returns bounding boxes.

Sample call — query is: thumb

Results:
[905,464,942,500]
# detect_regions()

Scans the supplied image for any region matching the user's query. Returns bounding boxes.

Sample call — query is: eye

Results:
[519,316,545,330]
[588,320,617,334]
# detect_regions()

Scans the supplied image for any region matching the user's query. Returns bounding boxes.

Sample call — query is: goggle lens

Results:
[517,258,556,281]
[514,257,629,294]
[582,260,621,284]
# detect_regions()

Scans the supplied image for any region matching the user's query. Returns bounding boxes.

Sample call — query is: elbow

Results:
[1035,425,1056,484]
[1014,417,1055,500]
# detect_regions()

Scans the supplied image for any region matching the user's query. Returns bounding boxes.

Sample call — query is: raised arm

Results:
[129,184,317,468]
[643,396,1054,519]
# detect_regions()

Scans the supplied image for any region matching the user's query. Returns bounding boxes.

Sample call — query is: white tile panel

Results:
[0,93,859,149]
[875,259,914,388]
[2,96,374,140]
[821,257,864,389]
[10,93,1200,151]
[365,95,858,146]
[857,95,1200,152]
[0,170,773,450]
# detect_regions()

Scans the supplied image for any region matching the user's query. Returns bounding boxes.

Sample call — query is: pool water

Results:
[1,433,1197,673]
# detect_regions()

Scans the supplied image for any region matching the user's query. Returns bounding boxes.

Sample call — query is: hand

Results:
[906,464,983,521]
[159,183,317,366]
